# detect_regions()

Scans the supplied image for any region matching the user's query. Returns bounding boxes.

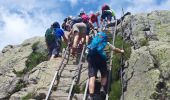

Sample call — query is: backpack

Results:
[87,32,108,55]
[45,28,55,44]
[69,17,83,27]
[90,13,97,23]
[81,14,89,23]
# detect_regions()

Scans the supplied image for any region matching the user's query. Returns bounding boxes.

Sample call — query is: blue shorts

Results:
[87,53,108,78]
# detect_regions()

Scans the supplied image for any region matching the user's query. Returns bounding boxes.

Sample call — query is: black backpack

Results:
[70,17,83,27]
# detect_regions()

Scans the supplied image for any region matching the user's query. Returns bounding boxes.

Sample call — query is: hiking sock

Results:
[100,86,106,98]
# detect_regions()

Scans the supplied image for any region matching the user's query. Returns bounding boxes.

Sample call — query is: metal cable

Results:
[45,46,70,100]
[67,45,86,100]
[120,8,125,100]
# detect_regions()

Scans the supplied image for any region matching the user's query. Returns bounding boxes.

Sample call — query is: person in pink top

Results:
[89,12,100,29]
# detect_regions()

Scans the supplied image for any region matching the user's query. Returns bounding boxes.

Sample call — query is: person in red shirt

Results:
[89,12,100,29]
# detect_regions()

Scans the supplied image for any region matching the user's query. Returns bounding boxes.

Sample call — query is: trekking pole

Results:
[120,7,125,100]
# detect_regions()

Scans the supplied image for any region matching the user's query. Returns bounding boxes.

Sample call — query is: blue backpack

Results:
[87,32,108,56]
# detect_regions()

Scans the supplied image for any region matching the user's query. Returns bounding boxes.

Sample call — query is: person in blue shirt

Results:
[50,22,67,60]
[87,32,124,100]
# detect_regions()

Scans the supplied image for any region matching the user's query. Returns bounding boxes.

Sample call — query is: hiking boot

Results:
[87,96,94,100]
[100,86,106,99]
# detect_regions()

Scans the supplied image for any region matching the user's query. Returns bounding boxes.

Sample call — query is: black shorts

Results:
[87,54,108,78]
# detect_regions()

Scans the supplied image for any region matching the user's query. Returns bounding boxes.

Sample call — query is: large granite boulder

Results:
[121,10,170,100]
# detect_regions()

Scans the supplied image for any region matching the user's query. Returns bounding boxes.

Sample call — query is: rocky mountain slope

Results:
[0,37,64,100]
[118,10,170,100]
[0,10,170,100]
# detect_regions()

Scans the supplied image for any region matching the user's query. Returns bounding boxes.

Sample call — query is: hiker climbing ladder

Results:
[82,19,118,100]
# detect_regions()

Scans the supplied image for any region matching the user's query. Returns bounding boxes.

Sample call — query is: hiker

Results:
[79,10,86,17]
[71,14,90,55]
[100,4,116,26]
[89,11,100,29]
[62,14,92,55]
[45,22,67,60]
[86,32,124,100]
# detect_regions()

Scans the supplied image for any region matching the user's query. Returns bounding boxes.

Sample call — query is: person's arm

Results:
[111,10,116,20]
[61,30,68,43]
[85,35,89,45]
[62,35,68,43]
[107,42,124,53]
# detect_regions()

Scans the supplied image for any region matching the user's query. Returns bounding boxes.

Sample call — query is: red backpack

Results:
[81,14,89,23]
[90,14,97,23]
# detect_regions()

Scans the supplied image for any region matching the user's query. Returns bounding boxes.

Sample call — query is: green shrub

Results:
[15,81,25,92]
[73,84,81,93]
[22,93,34,100]
[15,70,24,77]
[109,35,131,100]
[32,42,39,51]
[109,80,121,100]
[25,42,48,73]
[25,52,48,71]
[15,83,24,92]
[139,38,149,46]
[61,41,67,49]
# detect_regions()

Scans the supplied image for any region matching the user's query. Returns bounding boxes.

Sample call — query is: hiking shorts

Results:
[101,11,112,21]
[73,22,87,36]
[87,54,108,78]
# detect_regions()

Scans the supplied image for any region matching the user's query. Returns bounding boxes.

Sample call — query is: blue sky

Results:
[0,0,170,50]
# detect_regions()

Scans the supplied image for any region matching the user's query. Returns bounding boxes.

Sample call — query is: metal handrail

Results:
[120,8,125,100]
[45,46,69,100]
[67,78,76,100]
[67,45,86,100]
[106,19,117,100]
[83,79,89,100]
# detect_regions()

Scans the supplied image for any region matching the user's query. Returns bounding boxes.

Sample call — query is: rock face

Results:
[120,10,170,100]
[0,36,62,99]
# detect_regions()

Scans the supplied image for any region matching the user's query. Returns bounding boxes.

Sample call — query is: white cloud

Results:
[59,0,78,6]
[126,0,170,14]
[0,1,64,50]
[105,0,170,18]
[70,0,78,6]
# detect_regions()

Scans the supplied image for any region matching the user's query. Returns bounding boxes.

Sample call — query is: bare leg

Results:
[72,32,79,55]
[85,35,89,45]
[101,76,107,86]
[50,55,55,60]
[89,76,96,94]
